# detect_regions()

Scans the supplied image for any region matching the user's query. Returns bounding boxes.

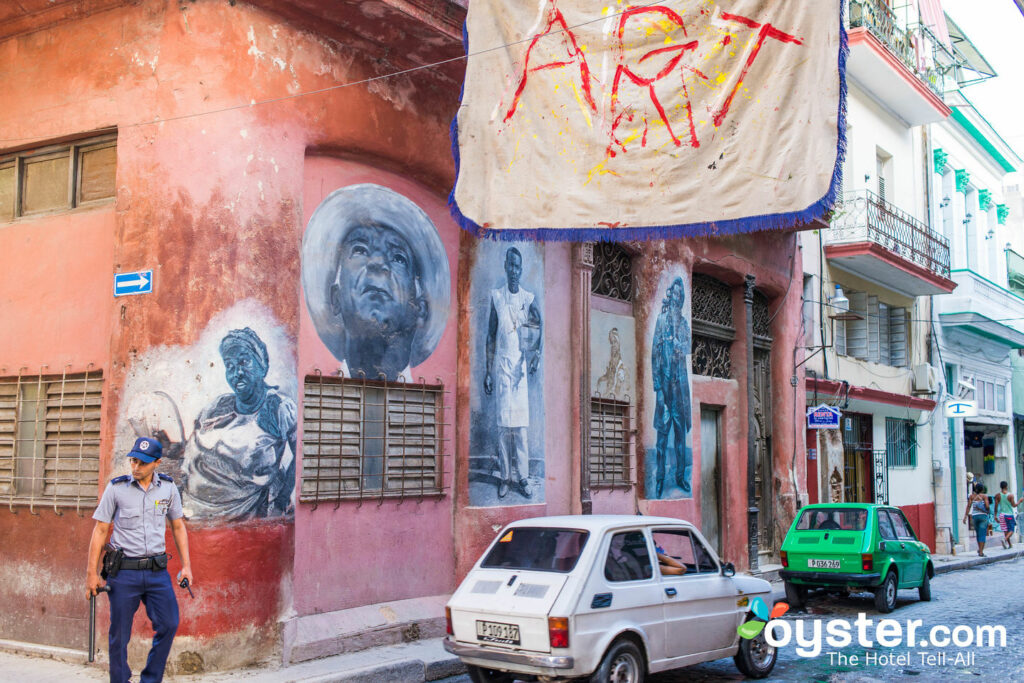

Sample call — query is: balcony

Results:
[937,270,1024,349]
[1007,249,1024,298]
[824,190,955,297]
[847,0,951,124]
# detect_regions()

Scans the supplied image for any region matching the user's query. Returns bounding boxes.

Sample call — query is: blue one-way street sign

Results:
[114,270,153,297]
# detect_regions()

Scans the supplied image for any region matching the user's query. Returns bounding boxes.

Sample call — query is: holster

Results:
[101,544,124,580]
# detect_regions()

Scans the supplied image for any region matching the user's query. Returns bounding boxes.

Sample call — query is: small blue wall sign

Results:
[114,270,153,297]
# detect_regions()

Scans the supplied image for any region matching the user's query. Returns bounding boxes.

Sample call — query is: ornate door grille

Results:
[590,242,633,302]
[692,274,735,379]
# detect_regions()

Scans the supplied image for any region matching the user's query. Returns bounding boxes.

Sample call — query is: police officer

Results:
[86,437,193,683]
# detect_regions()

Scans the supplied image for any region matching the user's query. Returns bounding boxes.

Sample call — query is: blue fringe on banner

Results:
[448,0,849,243]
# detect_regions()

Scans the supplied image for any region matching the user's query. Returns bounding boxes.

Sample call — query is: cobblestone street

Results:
[653,558,1024,682]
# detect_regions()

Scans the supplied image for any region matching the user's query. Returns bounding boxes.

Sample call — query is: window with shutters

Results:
[885,418,916,468]
[300,375,445,502]
[691,274,734,379]
[590,398,632,487]
[0,372,103,512]
[0,132,116,221]
[837,290,909,367]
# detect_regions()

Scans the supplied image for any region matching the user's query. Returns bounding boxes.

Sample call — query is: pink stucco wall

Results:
[293,157,459,613]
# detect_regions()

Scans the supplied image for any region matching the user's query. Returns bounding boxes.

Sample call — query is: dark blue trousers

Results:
[107,568,180,683]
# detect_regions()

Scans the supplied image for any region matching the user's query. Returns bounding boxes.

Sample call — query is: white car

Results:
[444,515,776,682]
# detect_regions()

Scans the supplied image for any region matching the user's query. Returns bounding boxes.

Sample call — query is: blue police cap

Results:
[128,436,163,463]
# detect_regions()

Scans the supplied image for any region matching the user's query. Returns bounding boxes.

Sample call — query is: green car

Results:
[778,503,933,613]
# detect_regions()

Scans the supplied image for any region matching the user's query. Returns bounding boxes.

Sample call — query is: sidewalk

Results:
[4,545,1023,683]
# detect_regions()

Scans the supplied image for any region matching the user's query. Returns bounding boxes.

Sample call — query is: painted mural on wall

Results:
[591,311,635,402]
[469,243,545,506]
[120,300,297,521]
[301,184,450,380]
[643,273,693,500]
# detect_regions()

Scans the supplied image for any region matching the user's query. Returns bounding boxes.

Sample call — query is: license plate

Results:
[476,620,521,645]
[808,558,841,569]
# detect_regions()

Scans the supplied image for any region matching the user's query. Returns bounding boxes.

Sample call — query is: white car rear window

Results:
[482,527,590,573]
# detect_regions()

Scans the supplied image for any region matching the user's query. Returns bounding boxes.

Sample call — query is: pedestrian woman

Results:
[994,481,1020,549]
[964,483,990,557]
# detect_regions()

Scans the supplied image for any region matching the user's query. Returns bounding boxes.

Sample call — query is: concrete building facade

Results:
[0,0,810,672]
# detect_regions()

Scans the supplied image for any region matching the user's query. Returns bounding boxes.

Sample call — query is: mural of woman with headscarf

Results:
[156,328,297,520]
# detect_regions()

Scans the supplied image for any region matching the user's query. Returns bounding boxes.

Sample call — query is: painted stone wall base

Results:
[282,594,449,665]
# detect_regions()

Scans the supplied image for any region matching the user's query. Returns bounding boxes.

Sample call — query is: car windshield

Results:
[481,527,590,573]
[795,507,867,531]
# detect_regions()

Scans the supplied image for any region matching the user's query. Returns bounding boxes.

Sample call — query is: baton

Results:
[88,585,111,663]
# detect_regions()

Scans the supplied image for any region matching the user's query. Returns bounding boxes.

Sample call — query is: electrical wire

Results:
[806,298,1024,326]
[0,0,696,145]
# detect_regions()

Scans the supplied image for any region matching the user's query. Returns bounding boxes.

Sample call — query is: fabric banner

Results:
[450,0,846,241]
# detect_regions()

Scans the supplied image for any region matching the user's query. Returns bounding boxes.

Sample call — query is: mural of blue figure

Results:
[652,277,691,497]
[302,184,451,381]
[158,328,297,520]
[484,247,542,499]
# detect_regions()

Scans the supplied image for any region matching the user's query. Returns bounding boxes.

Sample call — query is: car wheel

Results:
[874,570,898,613]
[918,571,932,602]
[590,638,645,683]
[465,664,515,683]
[784,581,807,609]
[733,620,777,679]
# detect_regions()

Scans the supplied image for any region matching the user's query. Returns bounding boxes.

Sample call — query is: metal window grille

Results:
[0,368,103,514]
[589,397,632,487]
[885,418,916,468]
[692,274,735,379]
[301,373,447,505]
[590,242,634,302]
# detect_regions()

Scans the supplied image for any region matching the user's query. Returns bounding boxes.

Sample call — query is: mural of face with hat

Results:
[302,184,451,380]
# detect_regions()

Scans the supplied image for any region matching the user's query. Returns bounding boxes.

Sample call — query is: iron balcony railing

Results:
[848,0,969,98]
[1007,248,1024,298]
[829,190,951,279]
[849,0,916,73]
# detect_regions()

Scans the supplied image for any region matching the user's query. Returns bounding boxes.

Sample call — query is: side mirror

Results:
[722,562,736,577]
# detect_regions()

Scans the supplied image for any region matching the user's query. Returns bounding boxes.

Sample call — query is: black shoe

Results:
[518,478,532,497]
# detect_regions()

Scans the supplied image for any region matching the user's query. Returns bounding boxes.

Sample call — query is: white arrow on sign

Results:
[114,270,154,297]
[121,273,150,288]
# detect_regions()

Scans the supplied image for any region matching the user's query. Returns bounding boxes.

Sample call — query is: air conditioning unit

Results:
[912,364,940,394]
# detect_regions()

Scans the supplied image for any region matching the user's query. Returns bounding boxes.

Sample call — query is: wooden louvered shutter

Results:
[890,308,908,368]
[846,291,868,360]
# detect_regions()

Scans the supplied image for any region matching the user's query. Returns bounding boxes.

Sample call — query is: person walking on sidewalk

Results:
[86,437,193,683]
[994,481,1020,549]
[964,483,990,557]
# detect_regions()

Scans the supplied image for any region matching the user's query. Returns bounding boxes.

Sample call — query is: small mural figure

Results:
[651,277,692,497]
[302,184,450,380]
[830,467,843,503]
[156,328,297,520]
[595,327,629,398]
[485,247,543,499]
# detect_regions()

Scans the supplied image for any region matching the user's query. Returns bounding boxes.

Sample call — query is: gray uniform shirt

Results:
[93,474,183,558]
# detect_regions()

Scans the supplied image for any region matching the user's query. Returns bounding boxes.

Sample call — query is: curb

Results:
[288,655,465,683]
[933,548,1024,575]
[0,639,87,665]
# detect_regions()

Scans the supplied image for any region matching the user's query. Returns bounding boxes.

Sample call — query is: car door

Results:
[889,508,926,584]
[574,529,667,666]
[881,509,920,586]
[653,527,737,662]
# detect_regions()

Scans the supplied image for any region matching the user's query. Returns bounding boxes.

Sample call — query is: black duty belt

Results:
[120,554,168,570]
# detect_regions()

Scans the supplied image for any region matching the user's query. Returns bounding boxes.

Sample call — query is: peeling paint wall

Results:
[0,0,461,668]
